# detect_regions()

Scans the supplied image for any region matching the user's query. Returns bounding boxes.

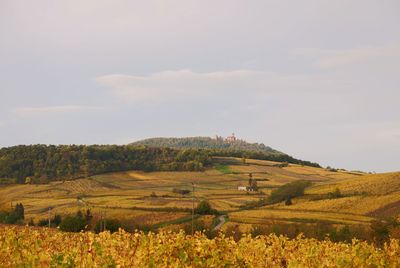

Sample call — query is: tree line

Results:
[0,145,210,184]
[0,144,319,185]
[207,149,320,168]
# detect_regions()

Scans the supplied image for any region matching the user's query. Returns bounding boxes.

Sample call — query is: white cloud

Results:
[14,105,107,116]
[293,44,400,69]
[96,69,342,102]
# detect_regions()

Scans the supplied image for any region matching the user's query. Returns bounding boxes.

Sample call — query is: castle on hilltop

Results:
[215,133,241,143]
[225,133,237,143]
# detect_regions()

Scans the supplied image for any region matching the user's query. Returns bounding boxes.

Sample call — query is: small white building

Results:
[238,186,248,191]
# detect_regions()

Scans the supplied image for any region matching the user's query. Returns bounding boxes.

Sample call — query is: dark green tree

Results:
[15,203,24,220]
[94,219,122,233]
[194,200,218,215]
[59,215,86,232]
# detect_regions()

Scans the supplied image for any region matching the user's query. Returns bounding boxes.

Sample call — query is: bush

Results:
[239,198,269,210]
[59,215,86,232]
[268,180,311,204]
[172,188,191,195]
[0,203,25,224]
[285,197,293,206]
[194,200,218,215]
[274,162,288,168]
[38,214,63,227]
[94,219,122,233]
[0,211,21,224]
[37,219,49,227]
[328,188,342,199]
[183,219,206,234]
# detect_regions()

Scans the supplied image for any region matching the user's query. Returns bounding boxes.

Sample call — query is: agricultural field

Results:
[2,225,400,267]
[1,157,400,231]
[229,208,374,225]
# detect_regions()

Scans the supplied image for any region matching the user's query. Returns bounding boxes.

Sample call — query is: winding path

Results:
[213,215,226,231]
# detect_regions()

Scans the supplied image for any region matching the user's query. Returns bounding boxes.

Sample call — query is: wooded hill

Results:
[0,138,320,184]
[132,137,320,168]
[131,137,281,154]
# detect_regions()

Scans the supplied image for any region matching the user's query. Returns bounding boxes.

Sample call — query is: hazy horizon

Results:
[1,1,399,173]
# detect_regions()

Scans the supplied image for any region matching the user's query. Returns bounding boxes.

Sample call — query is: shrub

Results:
[0,211,21,224]
[194,200,218,215]
[274,162,288,168]
[328,188,342,199]
[37,219,49,227]
[0,203,25,224]
[285,197,293,206]
[53,214,62,226]
[94,219,122,233]
[172,188,191,195]
[59,215,86,232]
[268,180,311,204]
[183,219,206,234]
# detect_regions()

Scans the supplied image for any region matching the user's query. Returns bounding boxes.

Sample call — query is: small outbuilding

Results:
[238,186,248,191]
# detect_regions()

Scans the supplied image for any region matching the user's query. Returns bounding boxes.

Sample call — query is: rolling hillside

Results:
[3,156,396,231]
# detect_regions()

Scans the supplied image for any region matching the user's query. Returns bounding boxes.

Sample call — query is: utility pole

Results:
[48,207,52,228]
[191,182,196,268]
[99,211,107,232]
[191,182,195,236]
[103,211,106,232]
[99,211,103,232]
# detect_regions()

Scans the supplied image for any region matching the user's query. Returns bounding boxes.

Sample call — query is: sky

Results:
[1,0,399,172]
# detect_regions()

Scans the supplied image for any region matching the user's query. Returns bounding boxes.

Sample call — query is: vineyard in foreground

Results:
[1,226,400,267]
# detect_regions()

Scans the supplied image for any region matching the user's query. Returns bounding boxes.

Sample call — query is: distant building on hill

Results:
[225,133,237,143]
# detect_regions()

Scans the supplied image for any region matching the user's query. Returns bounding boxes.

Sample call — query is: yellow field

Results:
[229,208,374,225]
[307,172,400,195]
[274,193,400,215]
[1,157,400,229]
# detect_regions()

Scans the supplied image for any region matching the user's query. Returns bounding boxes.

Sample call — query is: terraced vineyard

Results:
[1,157,400,232]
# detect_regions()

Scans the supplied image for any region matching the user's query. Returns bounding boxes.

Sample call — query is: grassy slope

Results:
[1,157,399,228]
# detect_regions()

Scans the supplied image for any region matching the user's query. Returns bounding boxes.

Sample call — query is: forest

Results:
[133,137,320,167]
[0,145,210,184]
[207,149,320,167]
[131,136,283,154]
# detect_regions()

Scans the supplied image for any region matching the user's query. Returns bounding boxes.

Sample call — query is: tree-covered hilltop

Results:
[131,137,320,168]
[0,145,210,184]
[0,139,320,184]
[131,136,282,154]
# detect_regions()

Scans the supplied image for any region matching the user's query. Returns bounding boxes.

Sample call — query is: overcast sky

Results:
[1,0,399,172]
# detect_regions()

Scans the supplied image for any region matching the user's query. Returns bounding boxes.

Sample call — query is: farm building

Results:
[238,186,248,191]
